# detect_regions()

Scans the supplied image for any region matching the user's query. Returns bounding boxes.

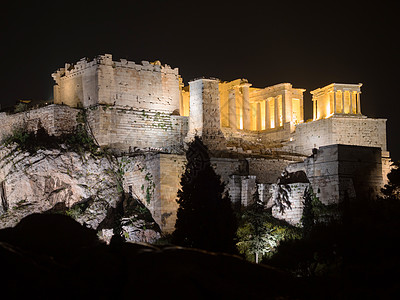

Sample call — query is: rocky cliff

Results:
[0,143,160,243]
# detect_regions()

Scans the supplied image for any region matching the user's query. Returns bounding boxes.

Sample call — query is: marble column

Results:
[242,83,251,130]
[256,102,261,131]
[265,99,270,129]
[341,91,345,113]
[333,91,337,114]
[228,88,237,129]
[350,92,354,114]
[281,92,287,124]
[313,99,317,120]
[274,96,279,127]
[356,92,361,114]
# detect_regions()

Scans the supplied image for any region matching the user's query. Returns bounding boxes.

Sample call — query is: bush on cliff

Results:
[2,124,99,155]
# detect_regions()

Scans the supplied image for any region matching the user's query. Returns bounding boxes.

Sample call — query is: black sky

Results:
[1,1,399,159]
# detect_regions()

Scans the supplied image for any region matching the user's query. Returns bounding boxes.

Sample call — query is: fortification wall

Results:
[52,58,98,108]
[228,175,257,206]
[121,153,295,233]
[287,144,383,204]
[121,153,186,234]
[159,154,186,232]
[121,153,162,228]
[0,105,79,141]
[87,105,188,153]
[271,183,308,225]
[210,158,247,184]
[247,158,293,184]
[97,59,180,112]
[290,115,387,156]
[53,55,181,113]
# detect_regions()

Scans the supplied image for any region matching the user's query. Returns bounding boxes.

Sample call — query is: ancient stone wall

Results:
[122,153,186,233]
[121,153,295,232]
[52,58,97,108]
[52,55,181,114]
[287,144,383,204]
[0,105,79,141]
[210,158,247,184]
[121,153,161,228]
[227,175,257,206]
[271,183,308,225]
[290,115,387,156]
[247,158,293,184]
[86,105,188,153]
[159,154,186,232]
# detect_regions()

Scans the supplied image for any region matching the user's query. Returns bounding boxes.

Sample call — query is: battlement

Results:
[52,54,179,81]
[52,54,181,112]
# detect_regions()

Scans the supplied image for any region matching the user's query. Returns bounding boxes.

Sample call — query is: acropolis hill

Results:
[0,54,392,233]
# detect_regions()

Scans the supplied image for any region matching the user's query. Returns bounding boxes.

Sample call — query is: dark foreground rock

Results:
[0,214,317,299]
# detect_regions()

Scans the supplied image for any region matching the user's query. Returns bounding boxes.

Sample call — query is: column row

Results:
[313,90,361,120]
[228,92,285,130]
[332,90,361,114]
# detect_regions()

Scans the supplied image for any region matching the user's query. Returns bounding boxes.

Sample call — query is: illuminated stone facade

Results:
[311,83,362,120]
[0,54,392,230]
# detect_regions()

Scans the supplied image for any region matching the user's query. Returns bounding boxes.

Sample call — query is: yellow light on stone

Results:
[260,103,266,130]
[325,102,333,118]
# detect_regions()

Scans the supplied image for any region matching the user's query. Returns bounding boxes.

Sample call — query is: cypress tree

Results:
[172,136,237,254]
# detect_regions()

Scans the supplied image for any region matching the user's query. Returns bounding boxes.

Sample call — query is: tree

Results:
[236,188,301,263]
[301,185,315,238]
[236,203,278,263]
[172,136,237,254]
[275,171,292,214]
[381,161,400,199]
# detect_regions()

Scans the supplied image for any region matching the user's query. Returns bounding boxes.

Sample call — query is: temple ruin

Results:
[0,54,391,231]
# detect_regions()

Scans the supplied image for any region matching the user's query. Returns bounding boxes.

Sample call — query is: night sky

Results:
[1,1,398,159]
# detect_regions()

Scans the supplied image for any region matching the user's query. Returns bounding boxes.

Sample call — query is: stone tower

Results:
[187,78,226,151]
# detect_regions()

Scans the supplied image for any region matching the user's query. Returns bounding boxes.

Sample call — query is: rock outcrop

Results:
[0,144,160,242]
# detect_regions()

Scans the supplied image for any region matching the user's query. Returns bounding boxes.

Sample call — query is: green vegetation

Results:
[236,202,301,263]
[14,103,28,113]
[380,161,400,200]
[260,168,400,298]
[2,127,30,148]
[1,109,100,156]
[236,186,301,263]
[1,125,100,155]
[172,136,237,254]
[65,199,93,219]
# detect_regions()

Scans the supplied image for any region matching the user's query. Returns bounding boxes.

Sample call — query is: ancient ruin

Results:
[0,54,391,232]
